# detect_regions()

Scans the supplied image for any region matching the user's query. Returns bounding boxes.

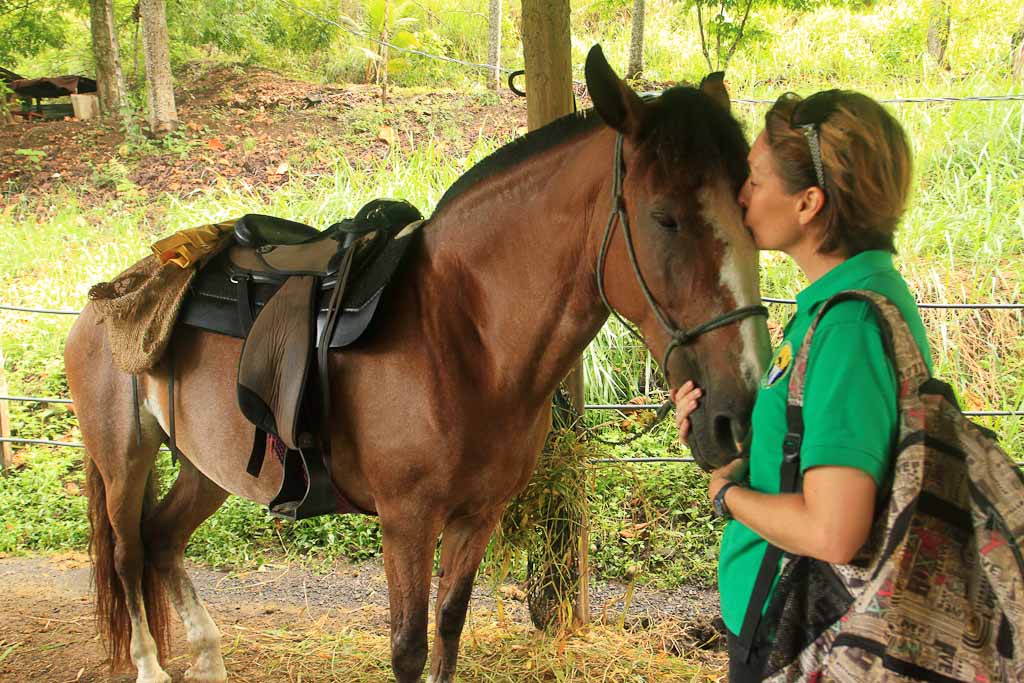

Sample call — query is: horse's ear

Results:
[700,71,731,112]
[585,45,645,137]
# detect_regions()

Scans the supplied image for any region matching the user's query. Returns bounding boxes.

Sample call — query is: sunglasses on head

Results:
[788,89,842,192]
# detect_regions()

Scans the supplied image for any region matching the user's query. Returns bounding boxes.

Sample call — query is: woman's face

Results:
[738,131,811,255]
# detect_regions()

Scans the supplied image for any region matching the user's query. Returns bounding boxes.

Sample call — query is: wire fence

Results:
[2,294,1021,458]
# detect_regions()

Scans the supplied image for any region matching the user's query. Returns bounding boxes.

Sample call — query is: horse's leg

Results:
[144,458,229,683]
[66,305,173,682]
[81,406,172,683]
[380,508,444,683]
[427,509,502,683]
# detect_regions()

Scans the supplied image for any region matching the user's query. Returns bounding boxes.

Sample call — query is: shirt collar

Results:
[795,250,896,314]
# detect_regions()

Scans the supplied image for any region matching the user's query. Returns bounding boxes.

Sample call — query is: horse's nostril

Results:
[714,413,751,458]
[713,414,739,457]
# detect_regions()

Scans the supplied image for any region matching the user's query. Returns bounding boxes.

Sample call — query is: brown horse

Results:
[64,46,770,683]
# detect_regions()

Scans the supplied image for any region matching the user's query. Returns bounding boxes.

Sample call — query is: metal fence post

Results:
[0,347,12,470]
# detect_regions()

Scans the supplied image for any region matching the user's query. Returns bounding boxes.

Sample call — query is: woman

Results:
[673,90,932,681]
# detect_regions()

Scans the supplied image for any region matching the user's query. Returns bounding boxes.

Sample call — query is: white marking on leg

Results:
[169,570,227,682]
[699,182,771,387]
[129,602,172,683]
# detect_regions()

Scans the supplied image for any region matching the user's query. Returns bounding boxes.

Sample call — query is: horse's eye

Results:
[652,211,679,232]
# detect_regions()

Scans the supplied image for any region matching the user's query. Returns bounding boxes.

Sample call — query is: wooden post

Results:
[521,0,574,131]
[0,348,12,471]
[565,366,590,625]
[521,0,590,627]
[627,0,645,80]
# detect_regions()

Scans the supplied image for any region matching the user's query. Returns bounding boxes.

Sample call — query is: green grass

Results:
[2,0,1022,586]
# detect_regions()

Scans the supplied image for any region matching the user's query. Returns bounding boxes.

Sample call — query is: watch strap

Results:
[715,480,741,519]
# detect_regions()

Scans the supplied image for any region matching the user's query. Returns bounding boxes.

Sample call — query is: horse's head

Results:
[585,45,771,471]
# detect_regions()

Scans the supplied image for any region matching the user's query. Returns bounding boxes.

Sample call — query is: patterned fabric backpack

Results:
[740,290,1024,683]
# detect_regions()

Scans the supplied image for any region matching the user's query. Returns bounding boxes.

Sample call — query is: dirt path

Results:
[0,554,724,682]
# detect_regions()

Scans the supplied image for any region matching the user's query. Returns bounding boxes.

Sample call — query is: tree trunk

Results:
[380,23,389,106]
[132,3,143,91]
[626,0,645,81]
[520,0,589,631]
[926,0,951,69]
[1013,9,1024,83]
[89,0,126,119]
[521,0,574,131]
[139,0,177,137]
[487,0,502,90]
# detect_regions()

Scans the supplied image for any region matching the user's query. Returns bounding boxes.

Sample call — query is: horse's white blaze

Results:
[699,182,770,388]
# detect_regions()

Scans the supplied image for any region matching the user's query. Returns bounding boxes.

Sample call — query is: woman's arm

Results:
[672,384,877,564]
[712,465,876,564]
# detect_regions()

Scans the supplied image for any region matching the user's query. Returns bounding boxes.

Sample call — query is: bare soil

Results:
[1,62,532,206]
[0,554,723,682]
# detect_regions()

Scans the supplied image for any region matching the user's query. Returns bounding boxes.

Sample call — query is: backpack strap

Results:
[788,290,931,411]
[734,402,803,662]
[734,289,929,662]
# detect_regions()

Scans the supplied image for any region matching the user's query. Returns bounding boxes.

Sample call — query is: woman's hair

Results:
[764,91,912,256]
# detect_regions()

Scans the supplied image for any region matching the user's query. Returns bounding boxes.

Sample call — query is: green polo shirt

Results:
[718,250,932,635]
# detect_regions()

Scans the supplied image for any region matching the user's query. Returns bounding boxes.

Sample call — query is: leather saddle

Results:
[179,199,424,520]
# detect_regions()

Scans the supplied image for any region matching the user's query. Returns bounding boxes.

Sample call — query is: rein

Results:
[592,134,768,446]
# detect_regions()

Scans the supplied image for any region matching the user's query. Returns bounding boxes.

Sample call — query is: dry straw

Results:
[217,606,727,682]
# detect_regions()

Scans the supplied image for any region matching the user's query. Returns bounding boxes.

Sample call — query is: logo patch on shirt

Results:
[761,340,793,389]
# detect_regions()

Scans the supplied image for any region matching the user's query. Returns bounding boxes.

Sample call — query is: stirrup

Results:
[268,439,338,521]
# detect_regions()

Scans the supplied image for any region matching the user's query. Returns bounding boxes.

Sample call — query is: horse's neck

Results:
[424,129,613,405]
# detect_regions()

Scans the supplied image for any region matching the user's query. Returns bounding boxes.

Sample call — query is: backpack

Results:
[738,290,1024,683]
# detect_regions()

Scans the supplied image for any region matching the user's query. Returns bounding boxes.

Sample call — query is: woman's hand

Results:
[670,380,702,445]
[709,458,749,503]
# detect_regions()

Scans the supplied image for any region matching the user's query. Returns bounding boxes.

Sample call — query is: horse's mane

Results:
[433,108,604,213]
[432,86,750,215]
[642,86,751,194]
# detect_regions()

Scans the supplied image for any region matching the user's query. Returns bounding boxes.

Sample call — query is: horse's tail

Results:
[86,454,171,669]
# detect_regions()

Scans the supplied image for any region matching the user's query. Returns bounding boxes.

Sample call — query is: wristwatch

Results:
[713,481,741,520]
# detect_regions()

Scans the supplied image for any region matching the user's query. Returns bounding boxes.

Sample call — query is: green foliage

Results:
[342,0,420,88]
[14,148,46,170]
[0,449,89,553]
[0,0,68,63]
[0,80,12,117]
[587,424,721,586]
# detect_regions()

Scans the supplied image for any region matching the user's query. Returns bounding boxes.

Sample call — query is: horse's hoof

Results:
[137,672,172,683]
[184,663,228,683]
